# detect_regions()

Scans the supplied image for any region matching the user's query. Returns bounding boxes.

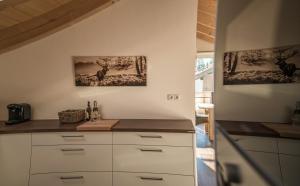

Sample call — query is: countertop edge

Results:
[0,119,195,134]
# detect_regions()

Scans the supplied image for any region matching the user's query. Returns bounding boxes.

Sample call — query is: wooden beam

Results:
[197,23,215,37]
[198,0,216,16]
[0,0,29,11]
[197,31,215,43]
[197,10,216,28]
[0,0,113,53]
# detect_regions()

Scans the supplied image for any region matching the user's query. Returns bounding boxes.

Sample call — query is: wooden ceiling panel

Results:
[197,23,215,37]
[0,7,32,23]
[198,0,216,15]
[0,0,114,53]
[197,0,216,43]
[0,14,19,27]
[197,31,214,43]
[14,0,60,16]
[0,0,29,11]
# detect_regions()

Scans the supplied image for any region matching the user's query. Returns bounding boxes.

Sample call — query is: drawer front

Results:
[113,172,195,186]
[31,145,112,174]
[30,172,112,186]
[113,145,194,175]
[247,151,283,186]
[280,154,300,186]
[113,132,193,146]
[230,135,278,153]
[278,139,300,156]
[32,132,112,145]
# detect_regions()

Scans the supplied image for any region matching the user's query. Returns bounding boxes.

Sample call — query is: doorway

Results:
[195,0,217,186]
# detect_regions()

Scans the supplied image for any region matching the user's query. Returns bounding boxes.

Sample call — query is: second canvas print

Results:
[74,56,147,86]
[223,44,300,85]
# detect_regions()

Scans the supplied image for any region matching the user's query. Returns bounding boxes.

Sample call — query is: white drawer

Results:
[278,138,300,156]
[113,132,193,146]
[280,154,300,186]
[31,145,112,174]
[32,132,112,145]
[247,151,283,186]
[30,172,112,186]
[113,172,195,186]
[230,135,278,153]
[113,145,194,175]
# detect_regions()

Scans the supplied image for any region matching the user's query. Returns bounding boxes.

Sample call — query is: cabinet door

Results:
[247,151,283,186]
[113,145,194,175]
[113,132,193,146]
[278,139,300,156]
[0,134,31,186]
[280,154,300,186]
[31,145,112,174]
[230,135,278,153]
[113,172,195,186]
[30,172,112,186]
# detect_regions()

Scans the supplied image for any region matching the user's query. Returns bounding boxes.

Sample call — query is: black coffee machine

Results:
[6,104,31,125]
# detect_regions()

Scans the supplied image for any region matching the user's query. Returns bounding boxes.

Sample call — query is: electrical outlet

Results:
[167,94,179,101]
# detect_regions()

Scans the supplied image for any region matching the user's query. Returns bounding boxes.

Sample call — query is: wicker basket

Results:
[58,109,85,123]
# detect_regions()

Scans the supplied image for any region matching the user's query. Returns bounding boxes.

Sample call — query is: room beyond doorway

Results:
[195,52,214,140]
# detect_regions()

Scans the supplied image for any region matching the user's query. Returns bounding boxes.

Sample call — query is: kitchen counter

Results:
[0,119,195,134]
[217,120,300,139]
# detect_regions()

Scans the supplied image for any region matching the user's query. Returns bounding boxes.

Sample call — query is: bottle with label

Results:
[86,101,92,121]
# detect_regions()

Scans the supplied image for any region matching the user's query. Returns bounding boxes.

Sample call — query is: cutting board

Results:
[263,123,300,139]
[76,120,119,131]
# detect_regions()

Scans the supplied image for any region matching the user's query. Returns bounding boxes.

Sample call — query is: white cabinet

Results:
[247,151,283,186]
[31,145,112,174]
[278,138,300,156]
[113,132,196,186]
[113,132,193,147]
[113,145,194,175]
[0,134,31,186]
[32,132,112,145]
[280,154,300,186]
[113,172,195,186]
[30,172,112,186]
[230,135,282,185]
[230,135,278,153]
[0,131,195,186]
[30,132,113,186]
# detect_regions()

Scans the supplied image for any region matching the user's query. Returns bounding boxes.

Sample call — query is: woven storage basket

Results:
[58,109,85,123]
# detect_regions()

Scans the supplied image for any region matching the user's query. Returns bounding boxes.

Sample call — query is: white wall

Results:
[214,0,300,122]
[0,0,197,120]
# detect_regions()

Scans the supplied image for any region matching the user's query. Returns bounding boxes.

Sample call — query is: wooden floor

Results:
[196,124,216,186]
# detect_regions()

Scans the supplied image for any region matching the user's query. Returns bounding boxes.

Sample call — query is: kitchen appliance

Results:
[6,103,31,125]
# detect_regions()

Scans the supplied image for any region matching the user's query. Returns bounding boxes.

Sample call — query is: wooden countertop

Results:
[0,119,195,134]
[217,120,300,139]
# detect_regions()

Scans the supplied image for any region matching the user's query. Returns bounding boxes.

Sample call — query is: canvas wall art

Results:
[74,56,147,86]
[223,44,300,85]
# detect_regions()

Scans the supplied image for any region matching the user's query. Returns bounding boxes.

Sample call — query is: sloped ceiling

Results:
[0,0,114,53]
[197,0,216,43]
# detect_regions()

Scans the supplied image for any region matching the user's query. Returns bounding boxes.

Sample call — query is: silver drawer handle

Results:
[61,135,84,138]
[61,148,84,152]
[139,148,163,152]
[139,135,162,138]
[140,176,163,181]
[60,176,84,180]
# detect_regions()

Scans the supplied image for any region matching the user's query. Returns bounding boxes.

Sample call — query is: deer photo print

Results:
[73,56,147,86]
[223,44,300,85]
